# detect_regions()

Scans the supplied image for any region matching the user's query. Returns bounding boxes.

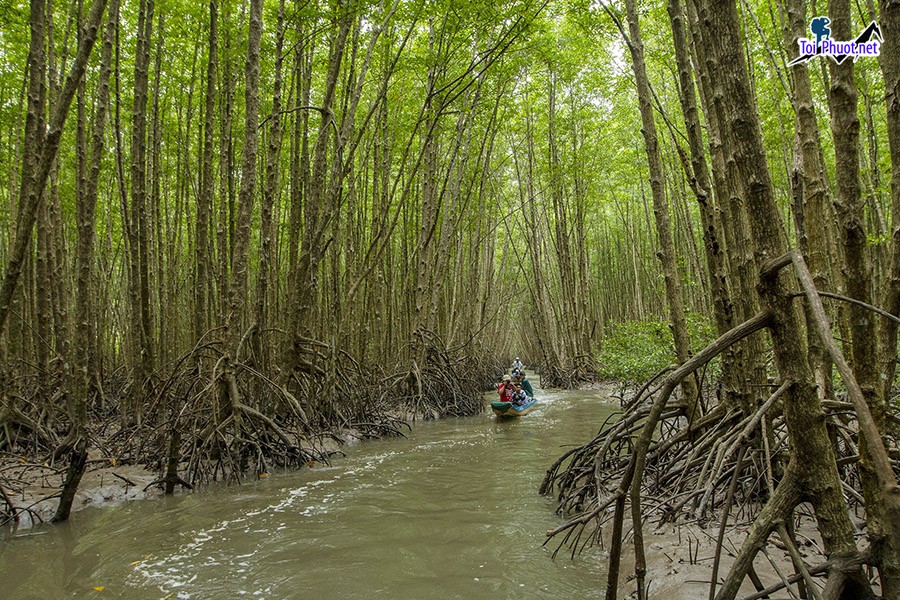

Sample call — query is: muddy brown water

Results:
[1,381,620,599]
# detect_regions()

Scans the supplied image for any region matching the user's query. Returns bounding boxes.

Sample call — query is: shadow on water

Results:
[0,383,619,599]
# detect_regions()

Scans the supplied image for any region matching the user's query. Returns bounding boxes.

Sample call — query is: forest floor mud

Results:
[549,380,850,598]
[615,515,832,599]
[1,458,160,526]
[0,429,362,529]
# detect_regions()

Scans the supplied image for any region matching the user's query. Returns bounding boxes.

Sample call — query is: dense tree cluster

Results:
[541,0,900,597]
[0,0,899,596]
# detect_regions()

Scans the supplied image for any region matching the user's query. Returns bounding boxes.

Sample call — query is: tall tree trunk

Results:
[414,19,441,346]
[216,3,236,312]
[37,0,56,392]
[547,69,580,368]
[254,0,285,369]
[669,0,748,415]
[289,6,350,359]
[693,0,871,595]
[45,1,71,392]
[71,0,118,443]
[128,0,155,413]
[620,0,699,419]
[150,14,167,365]
[667,0,732,338]
[877,0,900,412]
[686,0,767,416]
[214,0,264,442]
[782,0,836,399]
[195,0,217,345]
[515,92,561,373]
[826,0,898,591]
[223,0,262,361]
[427,74,483,342]
[49,0,113,523]
[284,26,311,374]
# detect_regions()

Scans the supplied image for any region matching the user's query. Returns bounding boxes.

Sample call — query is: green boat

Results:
[491,397,536,417]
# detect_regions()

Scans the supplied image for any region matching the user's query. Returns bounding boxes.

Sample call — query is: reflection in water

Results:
[1,384,618,599]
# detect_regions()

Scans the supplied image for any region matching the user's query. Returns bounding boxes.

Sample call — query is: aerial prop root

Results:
[0,391,60,452]
[546,249,900,598]
[391,330,484,418]
[220,366,302,456]
[183,350,317,483]
[788,249,900,541]
[543,310,774,594]
[0,479,17,524]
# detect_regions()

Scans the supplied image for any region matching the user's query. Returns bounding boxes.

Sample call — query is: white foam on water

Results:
[133,449,403,596]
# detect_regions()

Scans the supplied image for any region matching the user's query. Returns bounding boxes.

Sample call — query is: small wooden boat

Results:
[491,397,536,417]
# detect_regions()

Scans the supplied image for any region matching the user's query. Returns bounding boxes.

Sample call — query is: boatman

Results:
[512,357,524,372]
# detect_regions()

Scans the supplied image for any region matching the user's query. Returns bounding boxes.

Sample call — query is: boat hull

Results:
[491,398,536,417]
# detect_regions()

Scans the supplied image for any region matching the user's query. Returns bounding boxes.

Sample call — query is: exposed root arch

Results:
[542,251,900,598]
[389,329,485,419]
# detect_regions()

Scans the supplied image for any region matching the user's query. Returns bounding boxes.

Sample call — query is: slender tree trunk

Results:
[45,3,71,391]
[35,0,56,397]
[72,0,118,436]
[547,70,581,368]
[284,24,313,374]
[782,0,835,399]
[877,0,900,407]
[254,0,285,369]
[827,0,879,411]
[216,4,235,311]
[128,0,155,412]
[150,14,166,365]
[195,0,217,345]
[289,6,350,356]
[686,0,767,416]
[667,0,740,414]
[414,19,441,345]
[826,0,898,590]
[427,74,483,341]
[620,0,699,419]
[223,0,263,359]
[45,0,115,522]
[668,0,732,338]
[0,0,108,343]
[515,94,561,373]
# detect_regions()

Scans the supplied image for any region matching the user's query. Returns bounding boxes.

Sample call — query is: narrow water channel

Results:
[1,381,619,599]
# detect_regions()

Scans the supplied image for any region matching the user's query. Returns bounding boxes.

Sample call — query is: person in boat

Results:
[512,384,528,406]
[497,375,515,403]
[512,357,524,372]
[513,370,534,397]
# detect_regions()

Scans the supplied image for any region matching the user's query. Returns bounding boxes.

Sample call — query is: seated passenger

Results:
[514,371,534,397]
[512,384,528,406]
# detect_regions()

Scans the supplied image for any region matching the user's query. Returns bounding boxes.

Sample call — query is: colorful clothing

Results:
[517,377,534,397]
